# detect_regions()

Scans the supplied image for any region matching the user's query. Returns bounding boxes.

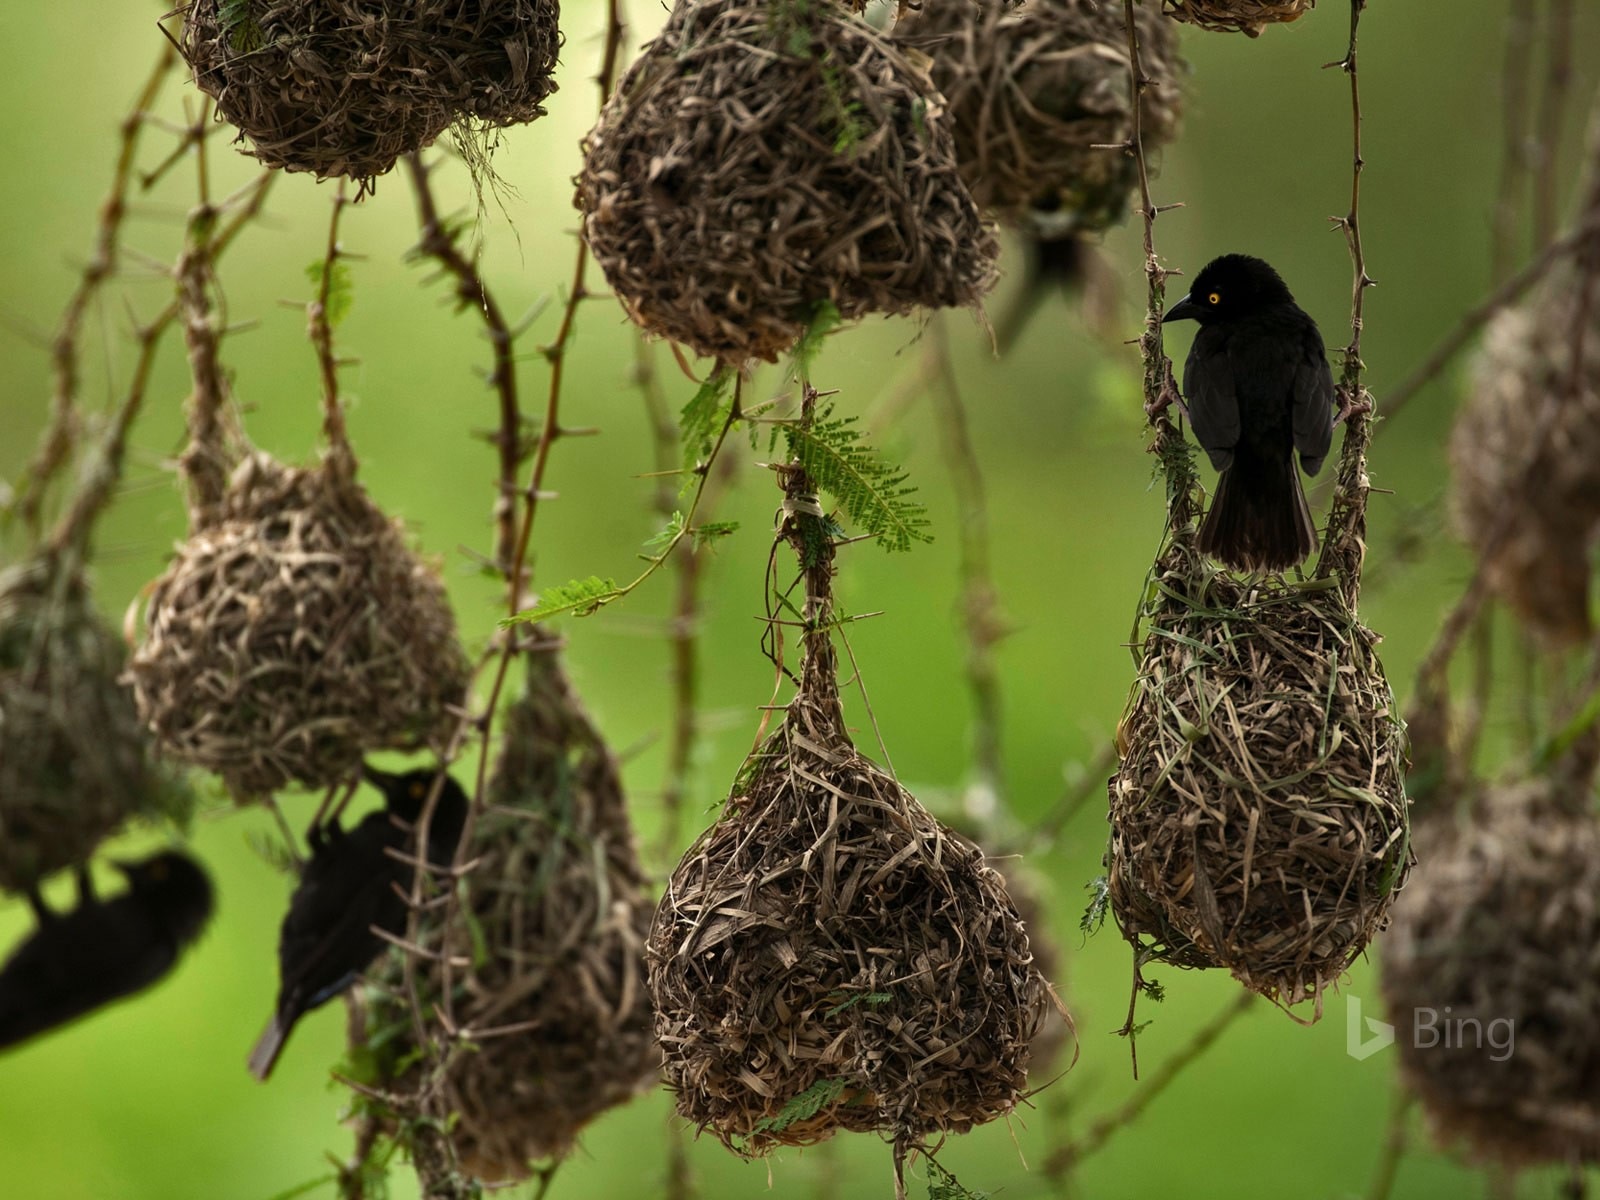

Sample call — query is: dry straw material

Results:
[128,450,469,798]
[0,555,184,894]
[1381,778,1600,1167]
[1161,0,1314,37]
[178,0,562,182]
[1107,543,1411,1012]
[368,637,656,1183]
[895,0,1183,233]
[576,0,998,364]
[648,436,1050,1168]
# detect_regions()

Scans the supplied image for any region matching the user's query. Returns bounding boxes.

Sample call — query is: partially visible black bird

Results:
[0,851,214,1051]
[248,766,468,1081]
[1162,254,1336,574]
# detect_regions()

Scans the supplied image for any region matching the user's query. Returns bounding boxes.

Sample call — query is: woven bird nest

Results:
[1450,289,1600,646]
[1380,779,1600,1167]
[576,0,998,364]
[648,443,1048,1166]
[1161,0,1314,37]
[178,0,562,182]
[0,555,185,894]
[369,636,656,1183]
[1107,542,1411,1012]
[895,0,1183,234]
[128,450,469,798]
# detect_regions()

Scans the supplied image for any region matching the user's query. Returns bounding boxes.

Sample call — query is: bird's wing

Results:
[1185,335,1241,471]
[1293,329,1336,475]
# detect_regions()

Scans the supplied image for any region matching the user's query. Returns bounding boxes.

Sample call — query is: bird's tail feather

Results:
[248,1015,290,1082]
[1198,452,1318,574]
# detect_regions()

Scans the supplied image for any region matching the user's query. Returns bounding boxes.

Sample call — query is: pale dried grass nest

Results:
[177,0,563,182]
[894,0,1183,234]
[1161,0,1315,37]
[369,637,656,1182]
[0,555,185,893]
[128,450,469,799]
[1380,778,1600,1167]
[1449,283,1600,646]
[576,0,999,364]
[1107,541,1411,1012]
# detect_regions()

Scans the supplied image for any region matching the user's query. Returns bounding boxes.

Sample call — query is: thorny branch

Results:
[310,182,353,456]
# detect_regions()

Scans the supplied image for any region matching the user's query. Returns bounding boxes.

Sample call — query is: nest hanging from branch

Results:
[177,0,563,182]
[894,0,1183,235]
[1161,0,1315,37]
[0,555,187,894]
[128,449,469,799]
[367,635,656,1183]
[576,0,998,364]
[1380,778,1600,1167]
[648,425,1051,1165]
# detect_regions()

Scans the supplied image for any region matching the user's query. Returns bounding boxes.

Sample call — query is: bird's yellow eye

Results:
[1207,292,1221,305]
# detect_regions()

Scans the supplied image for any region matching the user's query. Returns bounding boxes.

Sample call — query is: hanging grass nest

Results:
[128,449,469,799]
[1380,778,1600,1166]
[1161,0,1314,37]
[648,446,1050,1167]
[1106,539,1411,1012]
[893,0,1183,235]
[177,0,563,182]
[365,635,657,1183]
[576,0,999,364]
[992,859,1070,1072]
[1450,288,1600,646]
[0,555,188,894]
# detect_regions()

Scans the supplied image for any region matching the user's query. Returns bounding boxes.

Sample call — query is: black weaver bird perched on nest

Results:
[1161,253,1337,574]
[248,766,467,1081]
[0,851,213,1050]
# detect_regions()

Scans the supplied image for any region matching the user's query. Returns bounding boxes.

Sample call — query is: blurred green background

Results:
[2,1,1598,1197]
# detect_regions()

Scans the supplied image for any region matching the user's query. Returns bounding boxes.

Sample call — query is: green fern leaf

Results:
[304,259,354,328]
[792,300,841,382]
[751,1077,848,1136]
[679,366,734,472]
[503,576,619,625]
[785,403,931,552]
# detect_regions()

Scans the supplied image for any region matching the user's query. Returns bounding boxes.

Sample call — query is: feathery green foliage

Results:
[784,403,930,552]
[748,1077,849,1139]
[305,259,354,328]
[1081,875,1111,936]
[219,0,265,53]
[505,576,619,624]
[680,366,734,473]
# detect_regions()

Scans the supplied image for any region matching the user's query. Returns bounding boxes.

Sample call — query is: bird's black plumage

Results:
[1162,253,1335,573]
[0,851,214,1051]
[248,766,467,1081]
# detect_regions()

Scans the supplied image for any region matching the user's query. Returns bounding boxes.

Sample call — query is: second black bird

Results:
[248,766,468,1081]
[1162,253,1335,574]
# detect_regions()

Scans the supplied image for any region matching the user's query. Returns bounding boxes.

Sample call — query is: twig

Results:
[1533,0,1578,248]
[310,182,352,455]
[1492,0,1538,283]
[1364,1089,1414,1200]
[1043,991,1253,1176]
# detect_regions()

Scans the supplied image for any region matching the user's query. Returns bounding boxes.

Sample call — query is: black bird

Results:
[0,851,214,1051]
[1162,254,1336,574]
[248,766,468,1081]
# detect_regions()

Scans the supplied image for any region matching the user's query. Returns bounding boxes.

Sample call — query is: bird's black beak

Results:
[1161,293,1203,325]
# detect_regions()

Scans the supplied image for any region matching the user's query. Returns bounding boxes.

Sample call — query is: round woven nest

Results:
[1107,543,1411,1012]
[1450,287,1600,647]
[0,555,186,894]
[576,0,999,364]
[369,637,656,1182]
[128,450,469,799]
[895,0,1183,234]
[1380,779,1600,1167]
[178,0,563,182]
[1161,0,1314,37]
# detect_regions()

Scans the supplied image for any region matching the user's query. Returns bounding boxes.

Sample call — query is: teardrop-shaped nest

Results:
[1161,0,1314,37]
[127,451,469,799]
[1107,545,1411,1012]
[0,555,190,894]
[649,654,1049,1154]
[1380,780,1600,1167]
[1449,286,1600,647]
[366,637,657,1183]
[177,0,562,182]
[576,0,999,364]
[894,0,1183,234]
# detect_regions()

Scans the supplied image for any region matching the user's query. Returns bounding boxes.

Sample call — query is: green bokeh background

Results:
[2,2,1598,1197]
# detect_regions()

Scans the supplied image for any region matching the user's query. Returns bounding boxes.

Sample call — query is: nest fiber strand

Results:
[179,0,562,181]
[1108,545,1410,1010]
[1381,781,1600,1166]
[1161,0,1313,37]
[577,0,998,363]
[129,451,468,797]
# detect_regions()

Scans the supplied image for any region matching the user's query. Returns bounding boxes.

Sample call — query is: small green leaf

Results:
[305,259,354,328]
[792,300,841,382]
[784,402,931,552]
[691,520,739,549]
[679,366,734,473]
[1080,875,1110,936]
[502,576,619,625]
[750,1077,848,1137]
